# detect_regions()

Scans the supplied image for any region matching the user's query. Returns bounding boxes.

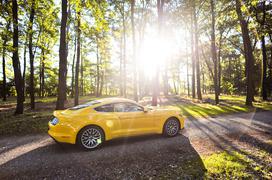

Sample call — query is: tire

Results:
[163,118,180,137]
[77,125,105,150]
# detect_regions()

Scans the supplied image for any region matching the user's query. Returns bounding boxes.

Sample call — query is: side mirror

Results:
[143,107,149,113]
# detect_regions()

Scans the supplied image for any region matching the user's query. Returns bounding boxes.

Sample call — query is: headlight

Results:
[50,117,59,126]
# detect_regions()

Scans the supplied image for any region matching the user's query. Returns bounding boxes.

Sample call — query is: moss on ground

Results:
[202,150,272,179]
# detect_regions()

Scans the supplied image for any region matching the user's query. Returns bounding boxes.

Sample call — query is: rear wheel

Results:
[163,118,180,137]
[77,126,105,150]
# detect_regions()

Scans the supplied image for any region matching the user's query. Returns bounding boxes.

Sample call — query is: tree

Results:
[257,1,268,101]
[235,0,254,106]
[95,36,100,97]
[28,0,36,109]
[131,0,138,102]
[190,7,195,98]
[12,0,24,114]
[74,10,81,105]
[152,0,164,106]
[210,0,219,104]
[1,20,10,101]
[71,35,76,98]
[56,0,68,110]
[122,1,127,97]
[192,0,202,100]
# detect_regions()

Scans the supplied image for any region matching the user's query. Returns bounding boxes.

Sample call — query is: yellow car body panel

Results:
[48,98,185,144]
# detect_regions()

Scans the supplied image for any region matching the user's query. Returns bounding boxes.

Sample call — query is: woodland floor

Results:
[0,95,271,179]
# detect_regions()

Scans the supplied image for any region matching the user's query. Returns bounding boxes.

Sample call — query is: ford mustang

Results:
[48,98,185,150]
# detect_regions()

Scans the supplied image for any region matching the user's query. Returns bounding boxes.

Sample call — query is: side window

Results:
[94,104,114,112]
[125,103,143,112]
[114,103,143,112]
[114,103,126,112]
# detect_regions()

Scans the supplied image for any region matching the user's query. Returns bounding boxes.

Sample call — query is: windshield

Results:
[69,100,101,110]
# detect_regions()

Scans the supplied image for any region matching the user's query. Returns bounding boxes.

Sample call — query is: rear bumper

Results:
[48,123,76,144]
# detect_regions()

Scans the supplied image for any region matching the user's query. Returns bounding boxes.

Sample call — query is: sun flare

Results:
[138,35,174,79]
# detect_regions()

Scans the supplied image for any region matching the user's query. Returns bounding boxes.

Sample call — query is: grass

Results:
[156,149,272,179]
[0,111,53,135]
[0,95,107,136]
[0,94,272,135]
[202,150,272,179]
[174,94,272,118]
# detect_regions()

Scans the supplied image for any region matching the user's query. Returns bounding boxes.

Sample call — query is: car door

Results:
[114,102,156,136]
[94,103,122,138]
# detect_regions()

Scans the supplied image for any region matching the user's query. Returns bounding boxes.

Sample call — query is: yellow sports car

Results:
[48,98,185,150]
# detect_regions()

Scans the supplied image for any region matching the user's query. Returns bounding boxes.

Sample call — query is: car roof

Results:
[96,97,137,104]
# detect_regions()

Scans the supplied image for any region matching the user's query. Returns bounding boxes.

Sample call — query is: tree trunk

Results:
[163,68,168,96]
[80,50,84,96]
[187,52,190,97]
[191,6,195,98]
[119,36,123,96]
[74,10,81,106]
[2,41,7,101]
[28,0,36,109]
[39,48,45,97]
[261,2,267,101]
[96,39,100,97]
[131,0,138,101]
[218,31,223,95]
[261,36,268,100]
[12,0,24,114]
[64,1,71,101]
[99,70,104,96]
[56,0,68,110]
[235,0,254,106]
[211,0,219,104]
[2,22,9,101]
[269,35,272,97]
[122,2,127,98]
[152,0,164,106]
[193,0,202,100]
[23,40,27,101]
[71,36,76,98]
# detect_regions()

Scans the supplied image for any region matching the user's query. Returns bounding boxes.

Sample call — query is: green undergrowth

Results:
[0,111,52,135]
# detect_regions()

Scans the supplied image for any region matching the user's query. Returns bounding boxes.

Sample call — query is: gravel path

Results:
[0,111,271,179]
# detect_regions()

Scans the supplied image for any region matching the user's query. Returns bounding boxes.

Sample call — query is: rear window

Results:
[70,100,101,110]
[94,104,114,112]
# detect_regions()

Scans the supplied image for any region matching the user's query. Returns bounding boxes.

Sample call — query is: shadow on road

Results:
[0,134,206,179]
[181,107,272,178]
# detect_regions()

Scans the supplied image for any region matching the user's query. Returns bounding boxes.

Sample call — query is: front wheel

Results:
[163,118,180,137]
[77,126,105,150]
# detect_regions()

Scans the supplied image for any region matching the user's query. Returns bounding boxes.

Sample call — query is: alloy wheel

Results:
[80,127,103,149]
